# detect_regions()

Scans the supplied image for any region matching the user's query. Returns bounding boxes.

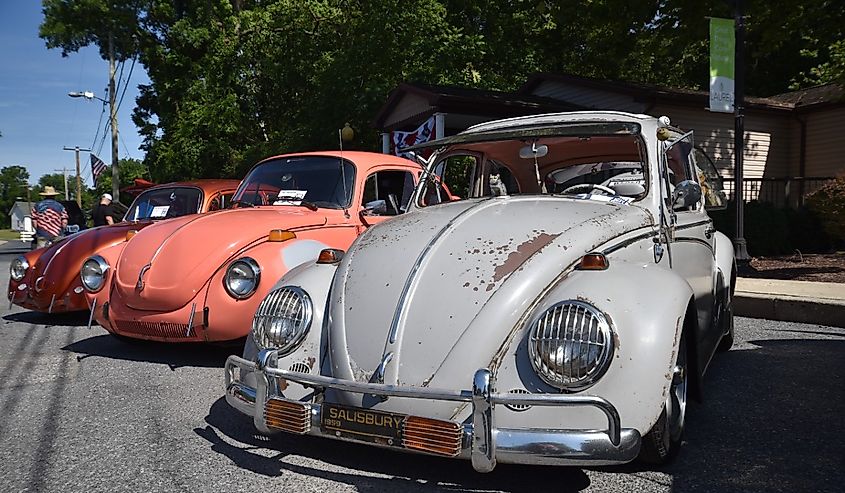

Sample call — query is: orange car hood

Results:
[30,222,151,297]
[114,208,328,312]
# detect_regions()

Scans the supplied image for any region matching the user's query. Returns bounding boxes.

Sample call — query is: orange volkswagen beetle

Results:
[8,180,239,313]
[82,151,431,343]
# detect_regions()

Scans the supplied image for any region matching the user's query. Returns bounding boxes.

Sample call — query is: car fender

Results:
[240,260,339,398]
[83,240,129,315]
[202,238,332,341]
[713,231,735,292]
[491,260,695,434]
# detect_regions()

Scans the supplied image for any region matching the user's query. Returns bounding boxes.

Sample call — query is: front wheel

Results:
[639,331,688,465]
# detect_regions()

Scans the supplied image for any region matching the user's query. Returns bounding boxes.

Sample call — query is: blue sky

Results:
[0,2,149,186]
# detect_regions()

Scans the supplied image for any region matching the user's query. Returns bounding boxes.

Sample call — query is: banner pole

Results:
[733,0,750,261]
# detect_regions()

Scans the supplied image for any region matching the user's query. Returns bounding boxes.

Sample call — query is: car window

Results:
[361,170,415,216]
[664,132,699,212]
[417,134,647,207]
[233,156,355,209]
[125,187,202,221]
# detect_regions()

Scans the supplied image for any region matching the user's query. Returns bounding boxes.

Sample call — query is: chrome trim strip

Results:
[387,198,496,344]
[601,228,657,255]
[674,236,714,250]
[675,219,711,231]
[48,294,56,314]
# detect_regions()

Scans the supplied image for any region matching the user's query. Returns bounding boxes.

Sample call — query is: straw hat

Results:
[39,186,60,196]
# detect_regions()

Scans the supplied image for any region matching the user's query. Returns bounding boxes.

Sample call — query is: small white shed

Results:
[9,201,33,232]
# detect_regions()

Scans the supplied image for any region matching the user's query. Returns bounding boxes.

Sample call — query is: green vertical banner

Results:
[710,18,735,113]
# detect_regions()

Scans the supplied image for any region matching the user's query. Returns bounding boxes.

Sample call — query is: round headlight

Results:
[528,300,614,392]
[224,257,260,299]
[10,256,29,281]
[80,255,109,292]
[252,286,312,354]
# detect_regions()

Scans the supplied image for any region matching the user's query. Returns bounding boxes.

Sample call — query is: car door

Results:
[663,132,718,362]
[357,166,418,232]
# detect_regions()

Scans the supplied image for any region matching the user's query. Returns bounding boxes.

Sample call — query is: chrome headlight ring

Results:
[10,256,29,282]
[223,257,261,299]
[80,255,109,292]
[527,300,615,392]
[252,286,313,355]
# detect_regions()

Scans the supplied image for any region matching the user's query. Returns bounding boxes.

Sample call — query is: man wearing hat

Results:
[92,193,116,226]
[31,186,68,248]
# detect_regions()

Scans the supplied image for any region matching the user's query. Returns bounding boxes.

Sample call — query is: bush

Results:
[805,176,845,243]
[710,200,836,256]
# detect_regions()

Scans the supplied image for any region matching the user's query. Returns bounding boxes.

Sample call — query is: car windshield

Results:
[418,131,648,207]
[124,187,203,221]
[232,156,355,209]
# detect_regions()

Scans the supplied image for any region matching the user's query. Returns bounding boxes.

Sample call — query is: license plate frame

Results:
[320,403,405,446]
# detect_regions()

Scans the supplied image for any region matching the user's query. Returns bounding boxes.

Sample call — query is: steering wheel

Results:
[561,183,617,196]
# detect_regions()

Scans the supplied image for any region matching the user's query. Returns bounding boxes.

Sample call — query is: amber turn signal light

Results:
[268,229,296,242]
[577,253,609,270]
[316,248,345,264]
[126,230,138,241]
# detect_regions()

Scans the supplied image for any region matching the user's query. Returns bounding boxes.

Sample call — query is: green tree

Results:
[0,166,31,228]
[41,0,845,184]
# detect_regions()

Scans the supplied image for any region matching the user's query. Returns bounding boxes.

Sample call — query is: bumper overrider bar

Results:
[225,349,641,472]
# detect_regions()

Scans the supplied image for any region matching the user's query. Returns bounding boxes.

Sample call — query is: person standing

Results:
[31,186,68,248]
[92,193,116,226]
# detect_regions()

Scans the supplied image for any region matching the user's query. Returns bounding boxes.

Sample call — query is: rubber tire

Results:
[639,331,687,465]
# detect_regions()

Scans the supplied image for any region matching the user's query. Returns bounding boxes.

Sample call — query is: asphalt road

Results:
[0,242,842,493]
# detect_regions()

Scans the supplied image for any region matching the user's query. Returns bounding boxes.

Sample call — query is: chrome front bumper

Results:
[225,349,641,472]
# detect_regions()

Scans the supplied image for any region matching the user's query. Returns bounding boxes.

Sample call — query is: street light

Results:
[68,88,120,202]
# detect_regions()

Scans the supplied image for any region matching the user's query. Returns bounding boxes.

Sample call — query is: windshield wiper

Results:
[298,200,318,211]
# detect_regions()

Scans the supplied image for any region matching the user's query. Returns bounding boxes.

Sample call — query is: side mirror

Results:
[672,180,702,210]
[362,199,387,216]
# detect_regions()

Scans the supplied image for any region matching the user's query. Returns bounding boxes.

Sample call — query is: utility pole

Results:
[733,0,750,261]
[53,167,69,200]
[63,146,90,207]
[108,31,120,203]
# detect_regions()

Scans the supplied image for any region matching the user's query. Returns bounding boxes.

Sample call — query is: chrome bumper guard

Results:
[225,349,641,472]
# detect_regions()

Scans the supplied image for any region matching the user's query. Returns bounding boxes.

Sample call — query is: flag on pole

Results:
[391,115,436,157]
[90,154,107,187]
[709,18,735,113]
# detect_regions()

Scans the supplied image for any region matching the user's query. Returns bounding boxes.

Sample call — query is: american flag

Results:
[90,154,107,187]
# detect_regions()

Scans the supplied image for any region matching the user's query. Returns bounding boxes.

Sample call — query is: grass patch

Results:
[0,229,25,241]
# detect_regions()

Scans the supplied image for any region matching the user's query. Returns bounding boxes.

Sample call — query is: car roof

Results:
[254,151,423,175]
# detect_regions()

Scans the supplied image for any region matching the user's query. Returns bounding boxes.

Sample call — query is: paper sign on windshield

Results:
[150,205,170,218]
[273,190,307,205]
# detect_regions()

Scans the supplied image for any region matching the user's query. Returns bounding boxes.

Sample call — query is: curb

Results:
[734,284,845,328]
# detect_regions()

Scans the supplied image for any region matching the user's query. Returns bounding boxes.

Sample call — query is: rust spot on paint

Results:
[463,282,470,287]
[492,233,560,282]
[278,378,289,391]
[306,357,316,369]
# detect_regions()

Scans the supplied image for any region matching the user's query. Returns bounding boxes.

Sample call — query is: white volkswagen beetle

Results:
[224,111,735,472]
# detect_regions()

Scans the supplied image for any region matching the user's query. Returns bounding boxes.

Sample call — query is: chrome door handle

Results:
[704,224,715,239]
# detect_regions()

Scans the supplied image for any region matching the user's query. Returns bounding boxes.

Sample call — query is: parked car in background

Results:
[82,151,431,343]
[225,112,734,471]
[8,180,239,313]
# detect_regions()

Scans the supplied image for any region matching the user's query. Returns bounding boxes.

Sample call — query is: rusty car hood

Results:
[329,197,655,391]
[114,208,328,312]
[27,222,151,300]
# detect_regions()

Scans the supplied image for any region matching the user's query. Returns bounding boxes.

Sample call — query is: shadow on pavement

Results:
[669,338,844,493]
[3,310,90,327]
[196,397,591,492]
[197,337,844,492]
[61,334,239,369]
